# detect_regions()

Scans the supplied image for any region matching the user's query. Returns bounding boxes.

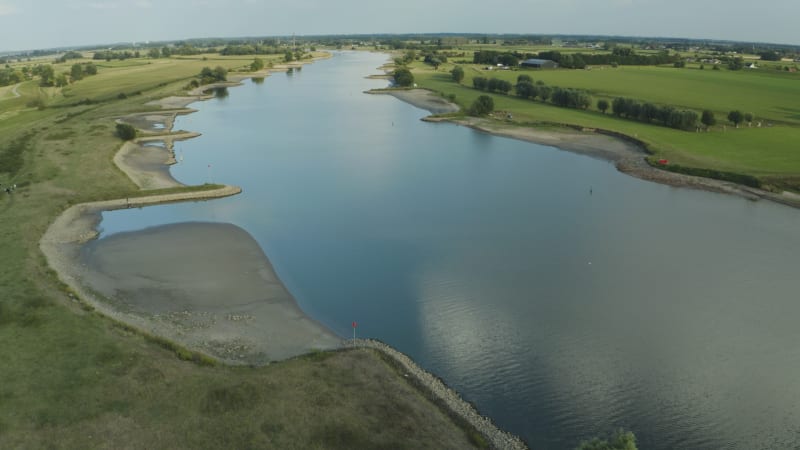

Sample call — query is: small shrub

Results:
[115,123,137,141]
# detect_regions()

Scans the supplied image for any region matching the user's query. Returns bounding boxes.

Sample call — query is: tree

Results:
[250,58,265,72]
[517,74,533,84]
[597,99,609,114]
[744,112,754,126]
[468,95,494,116]
[728,110,744,127]
[84,62,97,76]
[515,81,535,99]
[701,110,716,128]
[70,63,83,81]
[450,66,464,83]
[148,48,160,59]
[472,76,488,90]
[37,64,55,86]
[284,51,294,62]
[55,73,69,87]
[116,123,137,141]
[213,66,227,82]
[538,86,552,102]
[393,68,414,87]
[199,66,227,85]
[728,57,744,71]
[161,46,172,58]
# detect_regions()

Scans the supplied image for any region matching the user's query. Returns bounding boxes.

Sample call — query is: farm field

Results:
[406,55,800,190]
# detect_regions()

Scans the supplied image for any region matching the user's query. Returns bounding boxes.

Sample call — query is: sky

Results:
[1,0,798,52]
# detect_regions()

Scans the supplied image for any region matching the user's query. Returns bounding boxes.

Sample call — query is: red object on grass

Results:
[658,159,668,165]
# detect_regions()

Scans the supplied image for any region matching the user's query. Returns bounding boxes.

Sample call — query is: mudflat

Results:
[77,222,341,363]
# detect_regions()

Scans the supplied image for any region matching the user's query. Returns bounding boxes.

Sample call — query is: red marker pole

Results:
[352,321,357,347]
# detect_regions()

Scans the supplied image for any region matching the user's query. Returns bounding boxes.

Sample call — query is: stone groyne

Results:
[355,339,528,450]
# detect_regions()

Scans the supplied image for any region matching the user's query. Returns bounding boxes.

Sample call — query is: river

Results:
[96,52,800,449]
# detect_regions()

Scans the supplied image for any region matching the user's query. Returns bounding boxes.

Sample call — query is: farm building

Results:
[520,58,558,69]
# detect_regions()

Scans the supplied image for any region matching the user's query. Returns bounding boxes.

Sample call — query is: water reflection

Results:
[96,52,800,449]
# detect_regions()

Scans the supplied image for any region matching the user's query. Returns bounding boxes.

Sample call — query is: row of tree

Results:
[456,70,747,132]
[2,60,98,88]
[473,48,680,69]
[470,73,592,111]
[610,97,699,130]
[220,44,287,56]
[537,48,679,69]
[472,76,512,94]
[473,50,521,67]
[93,50,140,61]
[607,99,753,130]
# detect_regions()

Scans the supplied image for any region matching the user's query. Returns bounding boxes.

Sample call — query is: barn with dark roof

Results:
[520,58,558,69]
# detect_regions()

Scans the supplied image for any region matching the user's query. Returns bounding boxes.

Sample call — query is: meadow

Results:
[0,53,485,448]
[407,53,800,190]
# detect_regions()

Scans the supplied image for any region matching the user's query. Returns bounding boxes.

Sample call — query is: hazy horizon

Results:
[1,0,798,53]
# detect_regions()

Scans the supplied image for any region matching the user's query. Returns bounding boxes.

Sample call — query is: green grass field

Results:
[407,57,800,189]
[0,54,485,449]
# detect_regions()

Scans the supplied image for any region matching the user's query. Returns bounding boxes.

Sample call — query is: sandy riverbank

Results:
[382,88,800,208]
[76,222,341,363]
[368,89,460,115]
[41,53,347,364]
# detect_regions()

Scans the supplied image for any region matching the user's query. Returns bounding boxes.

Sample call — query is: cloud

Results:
[86,1,119,9]
[0,2,18,15]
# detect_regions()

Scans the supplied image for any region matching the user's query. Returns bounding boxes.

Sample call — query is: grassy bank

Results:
[0,54,485,448]
[404,57,800,191]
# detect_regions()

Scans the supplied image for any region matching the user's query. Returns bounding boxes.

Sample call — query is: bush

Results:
[115,123,137,141]
[393,68,414,87]
[468,95,494,116]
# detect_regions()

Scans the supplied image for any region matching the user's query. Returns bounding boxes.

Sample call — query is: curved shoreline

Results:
[380,88,800,209]
[39,55,345,365]
[37,54,530,445]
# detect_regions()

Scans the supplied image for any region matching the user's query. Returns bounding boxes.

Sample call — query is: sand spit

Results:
[368,88,460,115]
[76,222,342,363]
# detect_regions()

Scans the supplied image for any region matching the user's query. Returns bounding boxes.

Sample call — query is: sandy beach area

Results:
[382,88,800,208]
[77,222,341,363]
[368,89,460,115]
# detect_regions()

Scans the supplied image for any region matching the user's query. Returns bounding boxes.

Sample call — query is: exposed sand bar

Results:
[40,180,342,364]
[79,222,341,363]
[367,88,461,115]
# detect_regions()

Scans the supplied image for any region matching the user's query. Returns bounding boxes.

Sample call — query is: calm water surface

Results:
[99,52,800,449]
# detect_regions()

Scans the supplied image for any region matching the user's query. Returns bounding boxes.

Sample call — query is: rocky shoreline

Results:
[357,339,529,450]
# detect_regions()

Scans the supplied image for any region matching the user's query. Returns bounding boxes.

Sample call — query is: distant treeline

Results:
[473,48,680,68]
[219,45,287,56]
[93,50,140,61]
